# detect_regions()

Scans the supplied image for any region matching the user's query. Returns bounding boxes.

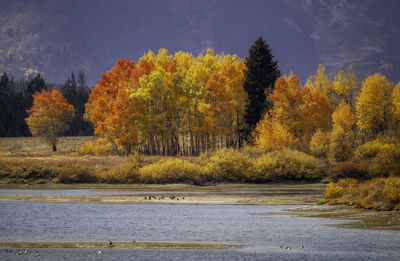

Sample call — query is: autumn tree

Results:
[333,64,358,107]
[243,37,280,142]
[329,100,356,162]
[256,74,331,150]
[356,73,394,141]
[25,89,75,151]
[306,64,339,107]
[85,59,143,154]
[309,129,330,158]
[86,49,247,156]
[392,82,400,136]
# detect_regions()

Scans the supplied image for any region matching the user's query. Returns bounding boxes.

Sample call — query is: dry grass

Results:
[0,137,325,185]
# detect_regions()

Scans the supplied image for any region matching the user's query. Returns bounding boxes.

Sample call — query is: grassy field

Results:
[0,136,197,184]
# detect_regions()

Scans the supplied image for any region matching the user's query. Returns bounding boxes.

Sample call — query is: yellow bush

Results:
[78,138,112,156]
[323,178,357,199]
[97,154,142,183]
[204,148,252,182]
[355,138,400,178]
[139,159,205,184]
[383,177,400,204]
[54,164,96,183]
[322,177,400,210]
[253,149,322,181]
[309,129,329,158]
[78,140,95,155]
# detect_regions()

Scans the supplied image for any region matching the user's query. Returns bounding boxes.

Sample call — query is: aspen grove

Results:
[85,49,247,155]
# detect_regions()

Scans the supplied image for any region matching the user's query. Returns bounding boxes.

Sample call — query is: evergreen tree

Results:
[0,73,11,135]
[61,71,93,136]
[25,74,46,97]
[243,37,280,141]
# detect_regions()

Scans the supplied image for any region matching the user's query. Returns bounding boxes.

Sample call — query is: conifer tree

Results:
[243,37,280,141]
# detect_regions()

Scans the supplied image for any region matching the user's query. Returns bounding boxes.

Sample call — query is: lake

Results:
[0,190,399,260]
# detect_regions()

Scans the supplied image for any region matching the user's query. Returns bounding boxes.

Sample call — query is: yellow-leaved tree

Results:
[356,73,394,141]
[333,64,358,108]
[329,100,356,162]
[306,64,339,107]
[391,82,400,136]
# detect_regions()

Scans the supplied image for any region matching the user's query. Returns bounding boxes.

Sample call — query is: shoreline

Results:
[0,183,324,204]
[287,204,400,231]
[1,183,399,231]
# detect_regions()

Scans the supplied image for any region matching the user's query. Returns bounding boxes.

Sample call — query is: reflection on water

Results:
[0,194,399,260]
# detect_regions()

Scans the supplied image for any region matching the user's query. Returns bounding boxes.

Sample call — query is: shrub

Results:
[139,159,205,184]
[54,164,96,183]
[204,148,252,182]
[78,138,112,156]
[322,177,400,210]
[253,149,322,181]
[355,138,400,178]
[326,160,367,182]
[98,154,142,183]
[323,178,357,199]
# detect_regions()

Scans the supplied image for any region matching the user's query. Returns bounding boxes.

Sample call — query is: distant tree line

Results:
[0,71,93,137]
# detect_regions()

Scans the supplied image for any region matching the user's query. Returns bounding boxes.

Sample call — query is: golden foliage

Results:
[255,114,296,149]
[333,64,358,106]
[355,138,400,178]
[253,149,322,181]
[356,73,394,140]
[309,129,329,158]
[306,64,339,107]
[204,148,252,182]
[139,159,204,184]
[329,101,356,162]
[256,74,331,150]
[323,177,400,211]
[78,138,112,156]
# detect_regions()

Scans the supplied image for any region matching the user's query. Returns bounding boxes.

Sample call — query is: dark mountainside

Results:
[0,0,399,85]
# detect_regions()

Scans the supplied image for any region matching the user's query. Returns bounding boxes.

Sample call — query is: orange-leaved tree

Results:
[25,89,75,151]
[256,73,331,150]
[85,59,149,153]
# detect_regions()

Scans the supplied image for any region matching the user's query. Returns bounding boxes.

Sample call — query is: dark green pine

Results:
[243,37,280,142]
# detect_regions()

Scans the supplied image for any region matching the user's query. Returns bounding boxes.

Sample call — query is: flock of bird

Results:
[5,243,305,256]
[5,249,39,256]
[280,245,304,250]
[144,195,185,201]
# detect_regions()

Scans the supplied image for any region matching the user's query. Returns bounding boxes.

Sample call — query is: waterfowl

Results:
[108,240,113,245]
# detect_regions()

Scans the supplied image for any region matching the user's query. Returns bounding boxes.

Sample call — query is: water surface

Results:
[0,192,399,260]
